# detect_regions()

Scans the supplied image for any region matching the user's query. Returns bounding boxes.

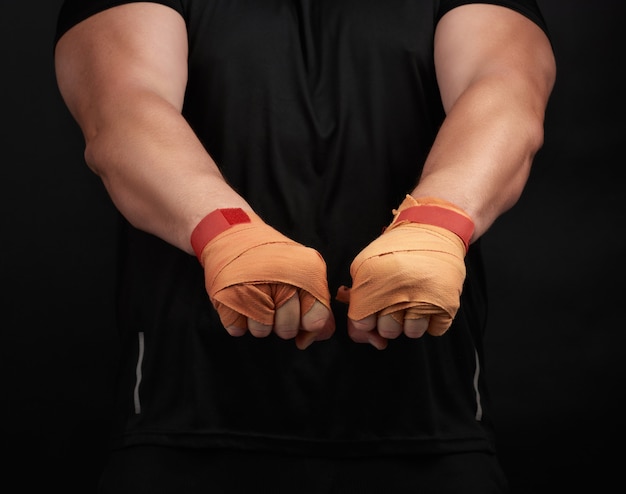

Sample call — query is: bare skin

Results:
[55,3,555,349]
[348,4,556,348]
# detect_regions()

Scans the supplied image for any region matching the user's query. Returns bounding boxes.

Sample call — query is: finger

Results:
[225,325,247,337]
[296,300,335,350]
[247,318,273,338]
[426,314,453,336]
[349,314,377,334]
[273,292,300,340]
[301,300,333,333]
[214,303,248,336]
[403,317,429,339]
[247,283,297,338]
[377,313,403,340]
[347,316,388,350]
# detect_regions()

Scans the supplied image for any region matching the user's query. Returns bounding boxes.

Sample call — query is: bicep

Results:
[434,4,556,113]
[54,2,188,139]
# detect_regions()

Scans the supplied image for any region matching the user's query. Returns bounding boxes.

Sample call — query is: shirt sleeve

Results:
[54,0,185,46]
[436,0,551,38]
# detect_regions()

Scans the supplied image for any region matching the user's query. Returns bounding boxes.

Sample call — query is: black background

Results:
[2,1,624,492]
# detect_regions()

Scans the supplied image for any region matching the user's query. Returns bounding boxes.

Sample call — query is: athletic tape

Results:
[395,205,474,252]
[191,208,251,259]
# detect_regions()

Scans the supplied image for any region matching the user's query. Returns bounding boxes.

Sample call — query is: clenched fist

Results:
[344,195,474,349]
[192,208,335,349]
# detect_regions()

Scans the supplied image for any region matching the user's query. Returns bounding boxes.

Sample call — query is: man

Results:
[54,1,556,492]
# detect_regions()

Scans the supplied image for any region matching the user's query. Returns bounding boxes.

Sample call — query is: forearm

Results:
[421,4,556,242]
[84,90,250,254]
[412,74,546,241]
[53,3,246,255]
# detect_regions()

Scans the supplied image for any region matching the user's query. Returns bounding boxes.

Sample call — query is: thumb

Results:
[296,300,335,349]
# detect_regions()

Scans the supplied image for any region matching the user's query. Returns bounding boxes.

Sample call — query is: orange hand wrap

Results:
[192,209,331,330]
[347,195,474,336]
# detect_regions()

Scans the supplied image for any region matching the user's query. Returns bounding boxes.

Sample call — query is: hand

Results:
[195,209,335,349]
[343,196,473,349]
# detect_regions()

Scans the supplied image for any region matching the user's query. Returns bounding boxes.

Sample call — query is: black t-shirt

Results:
[55,0,548,456]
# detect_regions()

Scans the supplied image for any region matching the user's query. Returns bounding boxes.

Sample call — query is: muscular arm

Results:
[346,5,555,344]
[55,3,334,344]
[414,4,556,240]
[54,3,250,254]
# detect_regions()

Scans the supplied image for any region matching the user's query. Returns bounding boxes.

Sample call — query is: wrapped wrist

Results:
[389,195,475,252]
[190,208,252,261]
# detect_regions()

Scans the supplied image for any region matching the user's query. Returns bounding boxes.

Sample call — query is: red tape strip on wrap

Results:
[191,208,251,259]
[395,205,474,252]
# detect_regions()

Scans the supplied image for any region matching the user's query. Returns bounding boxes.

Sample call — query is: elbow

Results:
[523,61,555,161]
[518,114,544,168]
[502,110,546,211]
[82,124,123,180]
[83,134,106,177]
[526,100,548,157]
[524,103,548,177]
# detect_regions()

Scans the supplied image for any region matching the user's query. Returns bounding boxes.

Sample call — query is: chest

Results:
[185,0,437,80]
